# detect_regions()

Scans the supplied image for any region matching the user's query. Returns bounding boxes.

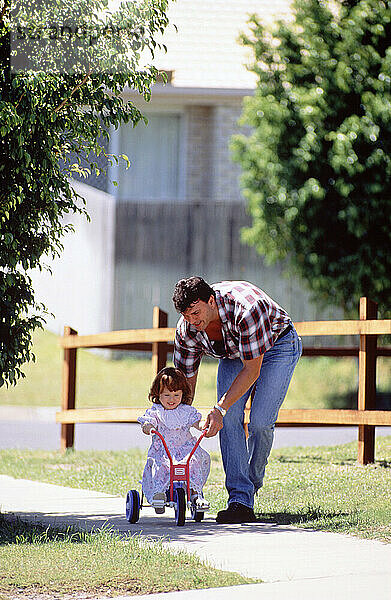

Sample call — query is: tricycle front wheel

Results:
[174,487,186,526]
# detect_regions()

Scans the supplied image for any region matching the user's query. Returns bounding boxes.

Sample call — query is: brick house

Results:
[31,0,340,336]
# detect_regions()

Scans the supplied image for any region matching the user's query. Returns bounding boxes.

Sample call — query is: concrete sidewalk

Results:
[1,474,391,599]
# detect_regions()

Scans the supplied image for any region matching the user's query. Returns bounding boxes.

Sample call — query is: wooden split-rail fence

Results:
[57,297,391,464]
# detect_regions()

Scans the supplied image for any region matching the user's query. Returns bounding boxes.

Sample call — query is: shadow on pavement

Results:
[3,509,311,543]
[258,510,349,526]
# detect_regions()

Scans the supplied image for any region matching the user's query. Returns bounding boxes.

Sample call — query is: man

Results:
[172,277,302,524]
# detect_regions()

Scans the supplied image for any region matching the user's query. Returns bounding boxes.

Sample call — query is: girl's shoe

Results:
[190,489,209,511]
[195,496,210,510]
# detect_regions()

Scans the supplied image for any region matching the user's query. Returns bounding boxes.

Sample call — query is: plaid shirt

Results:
[173,281,291,378]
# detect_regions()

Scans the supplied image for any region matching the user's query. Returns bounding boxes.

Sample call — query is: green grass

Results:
[0,517,256,599]
[1,437,390,543]
[1,329,390,409]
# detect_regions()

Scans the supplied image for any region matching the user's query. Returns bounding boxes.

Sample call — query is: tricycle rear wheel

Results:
[126,490,140,523]
[191,503,204,522]
[194,510,204,522]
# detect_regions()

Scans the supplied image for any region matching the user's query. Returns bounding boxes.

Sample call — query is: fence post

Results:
[61,326,78,453]
[152,306,168,377]
[357,297,378,464]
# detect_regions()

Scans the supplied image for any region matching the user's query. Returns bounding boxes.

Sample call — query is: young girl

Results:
[138,367,210,511]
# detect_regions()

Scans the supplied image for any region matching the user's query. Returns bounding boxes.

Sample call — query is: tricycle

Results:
[126,429,209,526]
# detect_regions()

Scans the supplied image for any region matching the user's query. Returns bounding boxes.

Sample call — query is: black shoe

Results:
[216,502,257,524]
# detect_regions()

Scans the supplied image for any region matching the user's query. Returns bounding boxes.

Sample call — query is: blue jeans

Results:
[217,327,302,508]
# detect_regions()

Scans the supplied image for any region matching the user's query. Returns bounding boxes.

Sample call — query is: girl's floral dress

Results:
[137,403,211,504]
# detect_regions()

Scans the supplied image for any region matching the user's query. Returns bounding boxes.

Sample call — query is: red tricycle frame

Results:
[150,428,207,504]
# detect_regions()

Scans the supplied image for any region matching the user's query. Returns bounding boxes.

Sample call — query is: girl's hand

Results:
[142,423,153,435]
[192,419,204,431]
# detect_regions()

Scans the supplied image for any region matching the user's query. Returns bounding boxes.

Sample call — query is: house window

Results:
[117,113,182,201]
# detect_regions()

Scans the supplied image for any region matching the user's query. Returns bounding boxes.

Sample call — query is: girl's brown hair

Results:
[149,367,192,405]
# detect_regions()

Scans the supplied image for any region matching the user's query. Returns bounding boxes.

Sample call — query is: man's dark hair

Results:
[172,276,215,313]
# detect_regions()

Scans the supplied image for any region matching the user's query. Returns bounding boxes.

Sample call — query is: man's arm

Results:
[173,321,202,402]
[187,371,199,404]
[203,355,263,437]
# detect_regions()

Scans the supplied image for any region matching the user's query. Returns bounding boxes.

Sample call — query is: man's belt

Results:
[275,322,293,342]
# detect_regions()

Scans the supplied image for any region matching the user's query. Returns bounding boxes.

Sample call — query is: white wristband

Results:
[214,403,227,417]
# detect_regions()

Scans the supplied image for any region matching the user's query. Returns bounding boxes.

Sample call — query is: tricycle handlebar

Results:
[150,428,207,466]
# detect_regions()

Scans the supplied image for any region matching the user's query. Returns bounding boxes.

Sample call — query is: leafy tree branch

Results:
[0,0,172,387]
[232,0,391,317]
[53,70,91,113]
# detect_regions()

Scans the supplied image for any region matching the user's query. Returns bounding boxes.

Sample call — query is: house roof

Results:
[146,0,292,91]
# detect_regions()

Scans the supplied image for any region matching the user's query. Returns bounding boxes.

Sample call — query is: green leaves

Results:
[0,0,171,387]
[232,0,391,316]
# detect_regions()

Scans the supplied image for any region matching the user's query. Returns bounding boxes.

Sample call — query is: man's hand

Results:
[141,423,153,435]
[203,407,224,437]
